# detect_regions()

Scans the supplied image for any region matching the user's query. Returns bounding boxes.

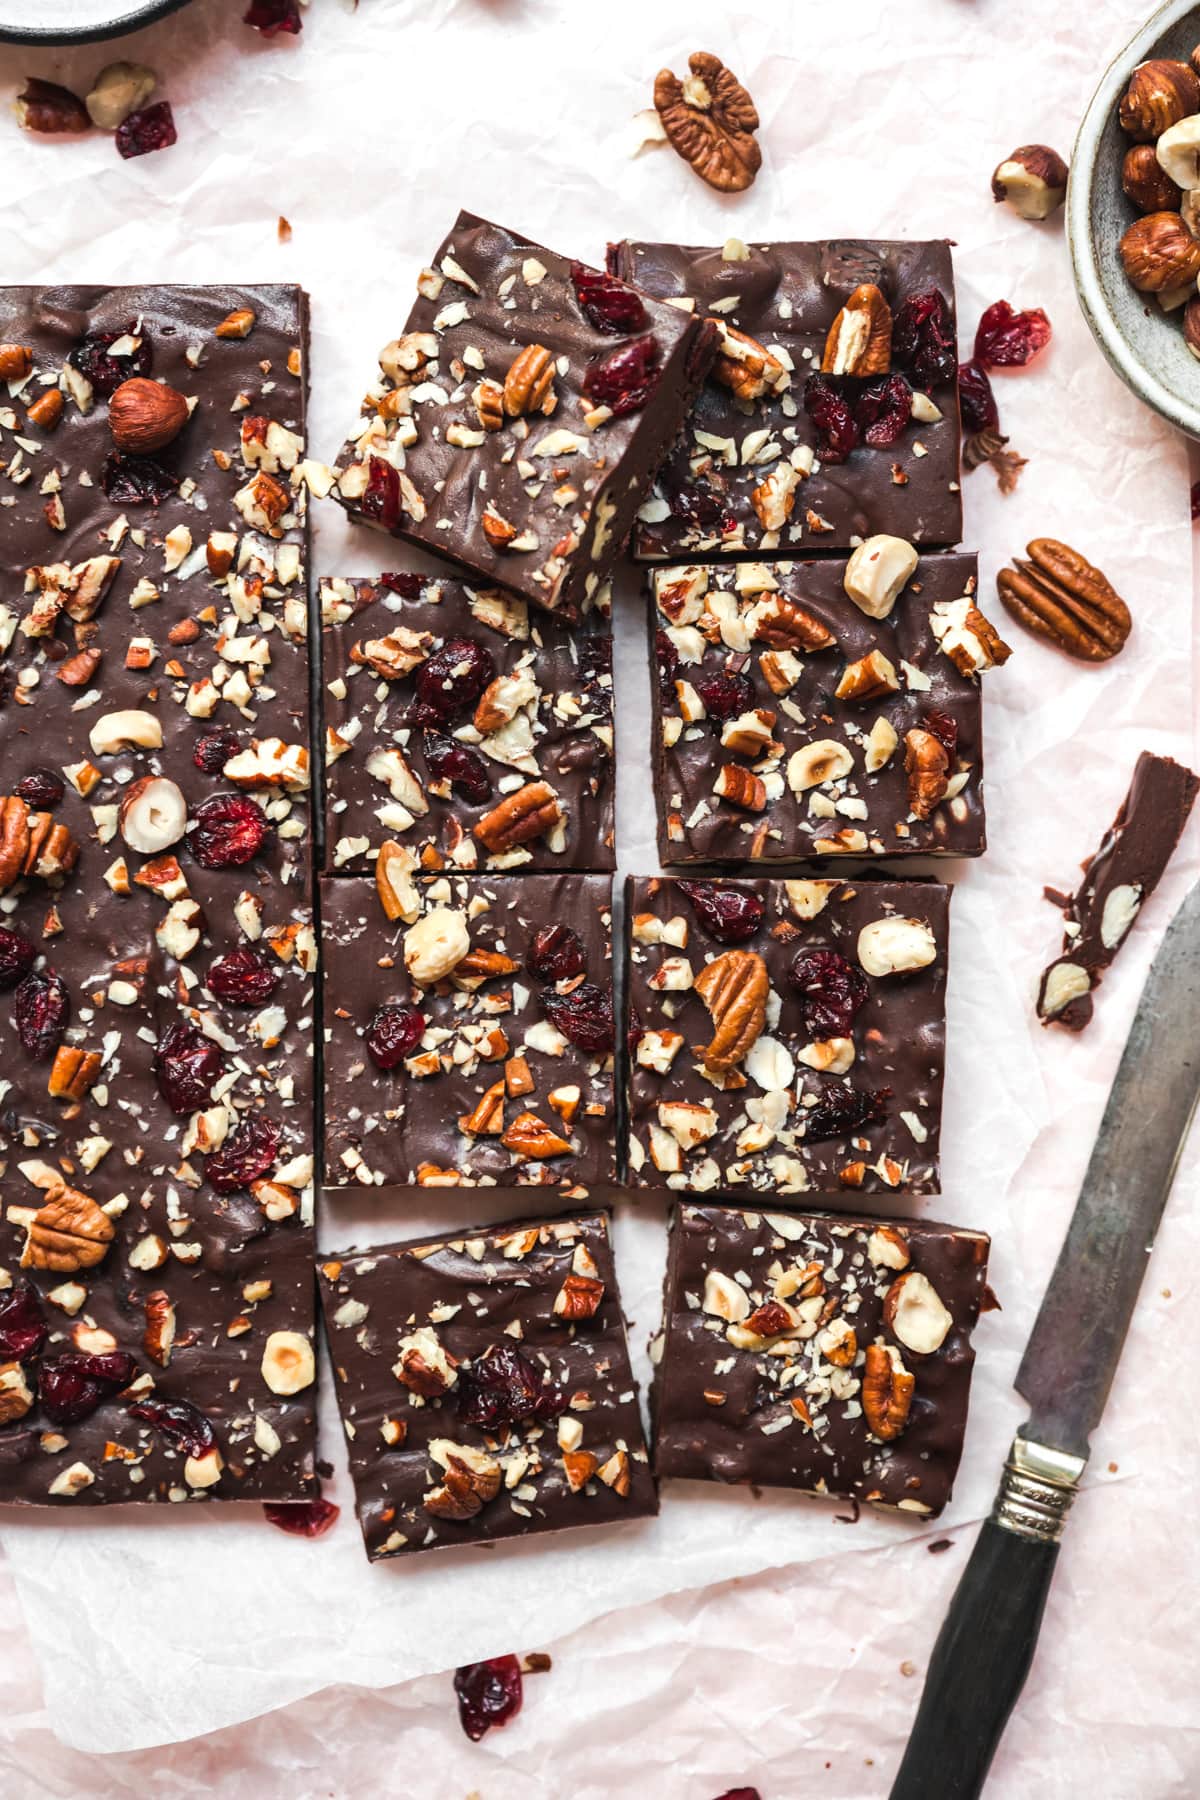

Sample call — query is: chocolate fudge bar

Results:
[321,572,614,875]
[331,211,716,622]
[322,872,617,1193]
[625,876,948,1197]
[653,1203,991,1518]
[610,238,962,559]
[0,285,318,1504]
[649,552,1000,865]
[319,1210,656,1560]
[1038,751,1199,1030]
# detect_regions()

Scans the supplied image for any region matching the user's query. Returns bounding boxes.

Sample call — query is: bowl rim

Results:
[1068,0,1200,441]
[0,0,191,45]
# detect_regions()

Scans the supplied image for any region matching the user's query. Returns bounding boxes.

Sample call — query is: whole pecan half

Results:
[821,283,893,377]
[861,1342,914,1441]
[474,781,561,854]
[22,1185,114,1273]
[654,51,762,193]
[904,728,950,820]
[693,949,768,1071]
[996,538,1131,662]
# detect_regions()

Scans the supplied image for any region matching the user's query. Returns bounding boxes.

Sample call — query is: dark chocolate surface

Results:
[611,239,962,558]
[625,876,948,1197]
[648,553,986,864]
[319,1210,656,1561]
[322,874,617,1192]
[0,285,317,1506]
[321,572,614,875]
[1038,751,1199,1030]
[332,211,716,622]
[653,1203,990,1518]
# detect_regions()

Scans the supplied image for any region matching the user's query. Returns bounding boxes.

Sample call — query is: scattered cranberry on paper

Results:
[453,1655,524,1742]
[244,0,304,34]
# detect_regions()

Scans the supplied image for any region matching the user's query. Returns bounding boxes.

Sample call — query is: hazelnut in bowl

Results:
[1069,0,1200,437]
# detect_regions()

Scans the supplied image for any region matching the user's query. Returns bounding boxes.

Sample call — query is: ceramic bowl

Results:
[0,0,190,45]
[1069,0,1200,439]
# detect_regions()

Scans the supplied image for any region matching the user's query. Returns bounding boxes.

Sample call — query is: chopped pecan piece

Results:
[501,1111,572,1159]
[553,1272,605,1320]
[47,1045,102,1103]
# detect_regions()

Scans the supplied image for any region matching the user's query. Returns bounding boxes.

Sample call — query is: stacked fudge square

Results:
[0,215,1000,1552]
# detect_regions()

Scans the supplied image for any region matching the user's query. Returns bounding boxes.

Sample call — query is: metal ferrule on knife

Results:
[991,1436,1086,1545]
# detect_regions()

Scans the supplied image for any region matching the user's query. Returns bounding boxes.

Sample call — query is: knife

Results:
[890,877,1200,1800]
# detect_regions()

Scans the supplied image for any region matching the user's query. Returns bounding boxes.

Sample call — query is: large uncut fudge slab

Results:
[609,238,962,559]
[649,553,987,865]
[319,1210,656,1561]
[625,876,948,1197]
[331,211,717,623]
[321,572,614,875]
[653,1204,990,1519]
[322,874,617,1193]
[0,285,318,1505]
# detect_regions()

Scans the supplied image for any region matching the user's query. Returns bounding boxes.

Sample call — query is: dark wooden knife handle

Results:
[888,1519,1059,1800]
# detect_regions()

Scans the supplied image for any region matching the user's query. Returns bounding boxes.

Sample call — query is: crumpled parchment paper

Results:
[0,0,1197,1790]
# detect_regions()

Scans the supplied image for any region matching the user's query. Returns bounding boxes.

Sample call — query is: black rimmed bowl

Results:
[0,0,191,44]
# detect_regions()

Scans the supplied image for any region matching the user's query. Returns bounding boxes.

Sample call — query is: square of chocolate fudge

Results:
[319,1210,656,1560]
[331,211,716,622]
[320,571,614,875]
[624,876,949,1197]
[609,238,962,558]
[322,872,617,1193]
[653,1203,990,1518]
[649,551,998,864]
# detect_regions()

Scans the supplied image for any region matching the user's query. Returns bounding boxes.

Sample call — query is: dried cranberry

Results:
[527,925,586,982]
[422,733,493,805]
[39,1351,136,1426]
[378,570,423,598]
[570,263,648,336]
[541,982,614,1054]
[101,451,179,505]
[365,1004,426,1070]
[457,1343,564,1431]
[922,709,959,758]
[678,881,765,945]
[802,1082,888,1142]
[69,327,152,398]
[244,0,302,32]
[115,101,177,160]
[578,634,613,715]
[958,360,998,433]
[655,628,680,702]
[582,334,662,418]
[193,730,240,776]
[693,668,754,723]
[804,374,861,465]
[205,1116,280,1192]
[189,793,269,868]
[788,949,869,1039]
[855,373,913,448]
[154,1019,224,1113]
[14,768,64,808]
[0,1282,48,1362]
[13,968,69,1060]
[416,637,495,719]
[207,948,280,1006]
[128,1395,216,1457]
[263,1498,340,1538]
[663,473,729,534]
[362,457,403,531]
[712,1790,763,1800]
[893,289,958,388]
[973,300,1051,370]
[454,1656,524,1742]
[0,926,37,990]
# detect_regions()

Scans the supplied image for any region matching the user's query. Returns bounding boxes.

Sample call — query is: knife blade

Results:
[890,876,1200,1800]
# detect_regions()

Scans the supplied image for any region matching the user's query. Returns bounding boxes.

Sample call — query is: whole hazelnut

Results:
[991,144,1069,220]
[1122,143,1181,214]
[1118,211,1200,292]
[1118,58,1200,142]
[1184,299,1200,360]
[108,378,189,454]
